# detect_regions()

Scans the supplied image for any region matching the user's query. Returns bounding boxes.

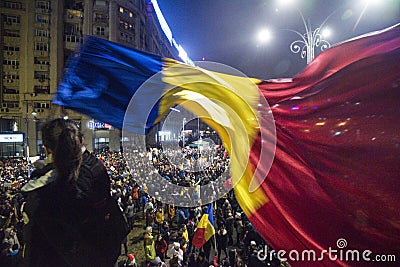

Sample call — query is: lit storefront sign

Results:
[87,121,112,129]
[0,133,24,143]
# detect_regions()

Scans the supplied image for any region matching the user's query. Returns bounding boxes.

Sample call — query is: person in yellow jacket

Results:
[144,234,156,264]
[167,204,175,227]
[155,207,165,233]
[180,224,189,253]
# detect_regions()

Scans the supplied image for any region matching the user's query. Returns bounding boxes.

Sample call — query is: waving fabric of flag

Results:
[192,204,215,249]
[54,36,163,130]
[239,24,400,266]
[54,24,400,266]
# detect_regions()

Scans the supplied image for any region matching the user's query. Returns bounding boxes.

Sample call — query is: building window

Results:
[119,7,124,13]
[3,73,20,80]
[35,29,49,37]
[34,58,50,65]
[4,2,23,9]
[34,85,50,94]
[94,137,109,149]
[36,0,50,9]
[33,102,50,109]
[4,29,20,37]
[34,71,50,81]
[129,12,133,18]
[3,60,19,66]
[95,13,108,23]
[4,46,20,51]
[36,14,49,23]
[95,26,105,36]
[65,35,80,42]
[4,15,20,24]
[66,9,83,19]
[2,102,19,109]
[35,42,49,51]
[65,24,82,35]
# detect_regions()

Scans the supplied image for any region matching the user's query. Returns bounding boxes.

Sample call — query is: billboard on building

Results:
[0,133,24,143]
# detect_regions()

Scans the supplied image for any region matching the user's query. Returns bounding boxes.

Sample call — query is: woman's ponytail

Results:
[42,119,83,192]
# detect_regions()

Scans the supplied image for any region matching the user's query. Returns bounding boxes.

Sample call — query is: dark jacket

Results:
[21,150,124,267]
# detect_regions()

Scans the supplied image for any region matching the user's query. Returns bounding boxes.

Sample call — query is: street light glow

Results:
[353,0,384,31]
[363,0,383,5]
[277,0,296,7]
[321,27,332,38]
[257,28,273,44]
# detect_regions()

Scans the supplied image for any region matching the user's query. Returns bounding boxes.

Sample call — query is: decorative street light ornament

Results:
[289,25,331,64]
[286,10,333,64]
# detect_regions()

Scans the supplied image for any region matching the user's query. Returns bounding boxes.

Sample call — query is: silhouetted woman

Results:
[21,118,125,267]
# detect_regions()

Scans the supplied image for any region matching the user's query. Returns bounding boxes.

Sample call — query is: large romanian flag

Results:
[192,204,215,249]
[54,24,400,266]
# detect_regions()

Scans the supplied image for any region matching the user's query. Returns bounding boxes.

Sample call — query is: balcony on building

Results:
[65,9,83,23]
[34,86,50,95]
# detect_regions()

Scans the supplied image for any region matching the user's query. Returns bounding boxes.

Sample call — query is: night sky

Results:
[157,0,399,79]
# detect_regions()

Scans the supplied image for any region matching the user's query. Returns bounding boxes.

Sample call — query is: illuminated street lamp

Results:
[25,102,37,161]
[353,0,384,31]
[257,28,273,44]
[286,15,331,64]
[182,117,186,147]
[277,0,333,64]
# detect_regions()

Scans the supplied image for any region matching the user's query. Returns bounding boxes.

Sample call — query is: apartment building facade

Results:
[0,0,182,157]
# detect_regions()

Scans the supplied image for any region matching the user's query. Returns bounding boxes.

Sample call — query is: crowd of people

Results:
[0,142,286,266]
[0,158,29,266]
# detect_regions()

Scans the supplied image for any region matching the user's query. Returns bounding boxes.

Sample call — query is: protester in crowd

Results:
[169,242,184,267]
[132,185,140,212]
[216,224,229,262]
[144,226,153,247]
[225,210,235,246]
[234,212,244,246]
[194,251,209,267]
[248,241,265,267]
[145,199,155,227]
[125,199,135,230]
[1,227,20,266]
[144,234,156,264]
[149,256,166,267]
[176,208,187,230]
[154,234,167,261]
[187,253,197,267]
[160,221,171,246]
[124,253,137,267]
[167,204,175,227]
[180,224,189,254]
[186,220,196,254]
[21,118,125,267]
[155,207,165,233]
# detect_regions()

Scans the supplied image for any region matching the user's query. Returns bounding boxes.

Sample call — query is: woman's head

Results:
[42,118,83,188]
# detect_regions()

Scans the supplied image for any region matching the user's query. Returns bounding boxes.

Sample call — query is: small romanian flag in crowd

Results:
[192,204,215,249]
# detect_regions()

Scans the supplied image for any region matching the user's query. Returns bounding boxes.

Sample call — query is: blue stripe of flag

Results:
[54,36,163,130]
